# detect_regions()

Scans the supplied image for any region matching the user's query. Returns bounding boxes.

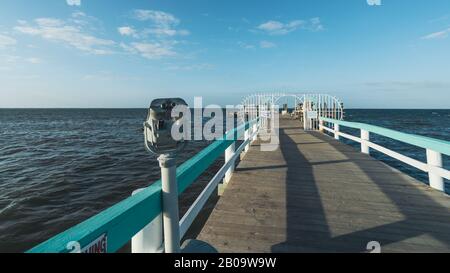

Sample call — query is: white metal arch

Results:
[240,92,345,130]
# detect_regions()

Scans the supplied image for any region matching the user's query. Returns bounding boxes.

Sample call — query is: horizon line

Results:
[0,107,449,110]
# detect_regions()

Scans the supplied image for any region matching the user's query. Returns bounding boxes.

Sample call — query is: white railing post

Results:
[131,189,164,253]
[426,149,444,192]
[252,122,258,142]
[361,129,370,155]
[224,141,235,184]
[334,123,340,140]
[244,126,250,153]
[319,119,324,133]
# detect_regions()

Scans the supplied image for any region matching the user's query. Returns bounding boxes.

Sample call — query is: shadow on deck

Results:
[197,118,450,253]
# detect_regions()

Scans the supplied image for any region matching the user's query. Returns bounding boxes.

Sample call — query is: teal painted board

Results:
[28,182,163,253]
[27,120,256,253]
[177,120,253,193]
[321,117,450,156]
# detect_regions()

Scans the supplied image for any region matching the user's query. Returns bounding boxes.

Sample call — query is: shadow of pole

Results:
[271,123,332,252]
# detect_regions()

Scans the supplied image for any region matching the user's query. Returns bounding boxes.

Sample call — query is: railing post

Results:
[158,154,180,253]
[244,126,250,153]
[334,123,340,140]
[131,189,164,253]
[426,149,444,192]
[224,141,235,184]
[361,129,370,155]
[319,119,324,133]
[252,122,258,142]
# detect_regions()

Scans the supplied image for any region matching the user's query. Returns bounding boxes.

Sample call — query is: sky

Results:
[0,0,449,108]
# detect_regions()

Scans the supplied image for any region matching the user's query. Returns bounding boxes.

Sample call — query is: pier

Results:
[197,118,450,253]
[28,93,450,254]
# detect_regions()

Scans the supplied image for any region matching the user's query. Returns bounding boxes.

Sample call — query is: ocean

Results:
[0,109,448,253]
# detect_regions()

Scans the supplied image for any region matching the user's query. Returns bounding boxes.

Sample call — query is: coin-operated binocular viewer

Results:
[144,98,188,155]
[144,98,188,253]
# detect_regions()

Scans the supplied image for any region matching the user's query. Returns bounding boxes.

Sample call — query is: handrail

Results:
[28,119,258,253]
[320,117,450,156]
[179,124,259,238]
[319,117,449,193]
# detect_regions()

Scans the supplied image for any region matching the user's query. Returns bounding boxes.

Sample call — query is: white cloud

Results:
[0,34,17,48]
[166,63,214,71]
[26,57,41,64]
[0,55,41,70]
[238,41,255,49]
[116,9,190,60]
[260,40,276,48]
[309,17,324,32]
[132,9,189,37]
[257,18,323,35]
[118,26,137,37]
[14,17,115,55]
[421,28,450,40]
[133,10,179,26]
[258,20,304,35]
[123,42,176,59]
[143,28,190,37]
[66,0,81,6]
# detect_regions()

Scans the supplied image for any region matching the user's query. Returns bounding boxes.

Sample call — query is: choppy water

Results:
[343,109,450,193]
[0,109,448,253]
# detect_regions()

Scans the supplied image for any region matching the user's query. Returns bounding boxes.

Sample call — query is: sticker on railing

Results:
[80,233,108,253]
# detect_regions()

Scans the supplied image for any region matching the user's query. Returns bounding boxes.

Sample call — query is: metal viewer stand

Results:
[143,98,217,253]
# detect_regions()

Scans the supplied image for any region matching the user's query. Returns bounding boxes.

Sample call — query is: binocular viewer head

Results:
[144,98,188,155]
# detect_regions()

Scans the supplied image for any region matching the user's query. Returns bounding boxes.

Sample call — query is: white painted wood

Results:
[131,189,164,253]
[252,123,258,141]
[334,123,340,140]
[339,132,362,143]
[361,129,370,155]
[244,129,250,153]
[426,149,444,192]
[224,142,235,184]
[322,125,335,134]
[433,165,450,181]
[367,142,429,172]
[179,135,253,239]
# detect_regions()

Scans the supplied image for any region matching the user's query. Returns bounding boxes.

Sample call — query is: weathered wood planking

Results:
[196,118,450,253]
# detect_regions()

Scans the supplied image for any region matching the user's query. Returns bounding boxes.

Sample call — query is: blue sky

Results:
[0,0,449,108]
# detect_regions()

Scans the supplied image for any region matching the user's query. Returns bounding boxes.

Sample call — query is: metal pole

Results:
[158,154,180,253]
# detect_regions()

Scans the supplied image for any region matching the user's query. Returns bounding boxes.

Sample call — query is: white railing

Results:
[320,117,450,193]
[178,123,259,239]
[132,119,261,253]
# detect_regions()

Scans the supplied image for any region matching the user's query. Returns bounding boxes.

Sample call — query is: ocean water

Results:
[0,109,448,253]
[343,109,449,193]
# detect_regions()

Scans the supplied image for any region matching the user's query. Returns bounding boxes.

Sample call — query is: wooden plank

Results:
[197,118,450,253]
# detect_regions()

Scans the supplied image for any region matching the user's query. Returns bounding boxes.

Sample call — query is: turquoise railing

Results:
[320,117,450,192]
[28,119,257,253]
[321,117,450,156]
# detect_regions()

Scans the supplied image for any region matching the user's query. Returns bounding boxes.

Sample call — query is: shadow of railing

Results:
[271,121,450,252]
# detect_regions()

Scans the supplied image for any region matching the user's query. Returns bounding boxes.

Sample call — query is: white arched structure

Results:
[240,93,344,130]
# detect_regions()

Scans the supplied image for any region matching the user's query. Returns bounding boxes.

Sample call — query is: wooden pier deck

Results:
[196,118,450,253]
